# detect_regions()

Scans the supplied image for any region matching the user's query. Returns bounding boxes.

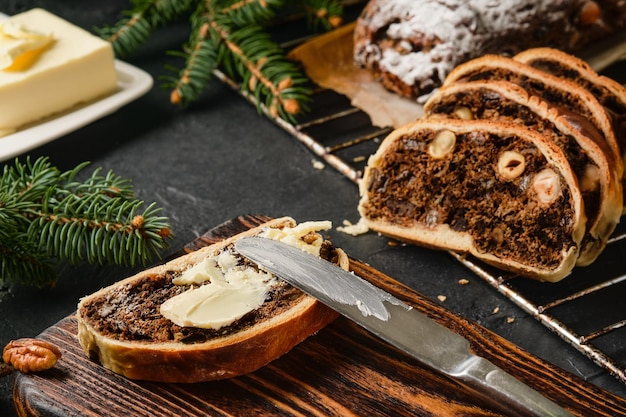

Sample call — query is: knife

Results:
[234,236,574,417]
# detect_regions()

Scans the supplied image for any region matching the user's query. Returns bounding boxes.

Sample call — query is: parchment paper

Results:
[289,22,626,130]
[289,23,423,129]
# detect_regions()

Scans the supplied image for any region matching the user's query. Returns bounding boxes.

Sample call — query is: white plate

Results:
[0,12,154,162]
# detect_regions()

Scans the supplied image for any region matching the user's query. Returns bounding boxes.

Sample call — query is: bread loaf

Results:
[424,80,623,265]
[353,0,626,99]
[358,118,586,281]
[77,217,348,383]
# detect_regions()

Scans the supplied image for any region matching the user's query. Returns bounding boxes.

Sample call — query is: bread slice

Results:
[514,46,626,141]
[515,46,626,212]
[77,217,348,383]
[358,118,586,281]
[424,80,623,265]
[442,54,623,177]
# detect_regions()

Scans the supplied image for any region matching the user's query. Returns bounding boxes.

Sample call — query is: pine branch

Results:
[0,246,55,288]
[97,7,154,57]
[162,4,219,105]
[100,0,347,120]
[31,199,170,266]
[213,19,311,121]
[0,157,172,287]
[96,0,193,57]
[298,0,344,31]
[0,214,55,288]
[218,0,285,27]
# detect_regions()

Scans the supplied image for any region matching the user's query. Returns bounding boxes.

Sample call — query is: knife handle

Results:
[453,356,573,417]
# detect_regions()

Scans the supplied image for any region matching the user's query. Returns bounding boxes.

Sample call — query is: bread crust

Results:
[514,47,626,123]
[77,217,344,383]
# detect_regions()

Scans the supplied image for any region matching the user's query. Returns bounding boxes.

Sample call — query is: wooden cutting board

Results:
[12,215,626,416]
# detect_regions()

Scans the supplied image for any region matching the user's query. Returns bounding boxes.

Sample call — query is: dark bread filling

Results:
[527,60,607,104]
[353,17,446,97]
[362,128,576,269]
[79,241,341,344]
[426,88,600,226]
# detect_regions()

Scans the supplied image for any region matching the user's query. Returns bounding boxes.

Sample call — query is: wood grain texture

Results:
[12,215,626,416]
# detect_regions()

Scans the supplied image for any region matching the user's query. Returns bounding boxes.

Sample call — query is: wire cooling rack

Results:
[215,1,626,385]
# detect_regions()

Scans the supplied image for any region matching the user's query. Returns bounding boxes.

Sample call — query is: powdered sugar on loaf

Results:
[354,0,626,99]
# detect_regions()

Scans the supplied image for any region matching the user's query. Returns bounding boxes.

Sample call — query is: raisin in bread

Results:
[424,80,622,265]
[353,0,626,100]
[358,118,586,282]
[77,217,348,383]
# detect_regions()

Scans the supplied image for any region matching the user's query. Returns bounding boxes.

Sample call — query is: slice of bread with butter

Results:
[77,217,348,383]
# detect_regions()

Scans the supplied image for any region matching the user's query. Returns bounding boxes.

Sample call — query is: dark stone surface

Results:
[1,2,625,415]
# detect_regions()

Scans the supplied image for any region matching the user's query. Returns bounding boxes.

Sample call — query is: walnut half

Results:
[3,338,62,373]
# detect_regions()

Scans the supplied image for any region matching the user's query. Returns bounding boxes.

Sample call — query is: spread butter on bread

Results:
[77,217,348,383]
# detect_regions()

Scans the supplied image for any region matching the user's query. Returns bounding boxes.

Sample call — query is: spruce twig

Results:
[0,157,172,287]
[97,0,345,121]
[97,0,194,57]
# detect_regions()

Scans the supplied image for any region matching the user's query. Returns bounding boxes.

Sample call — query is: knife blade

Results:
[234,236,574,417]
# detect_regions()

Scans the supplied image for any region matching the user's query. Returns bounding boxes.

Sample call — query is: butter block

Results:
[0,8,117,137]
